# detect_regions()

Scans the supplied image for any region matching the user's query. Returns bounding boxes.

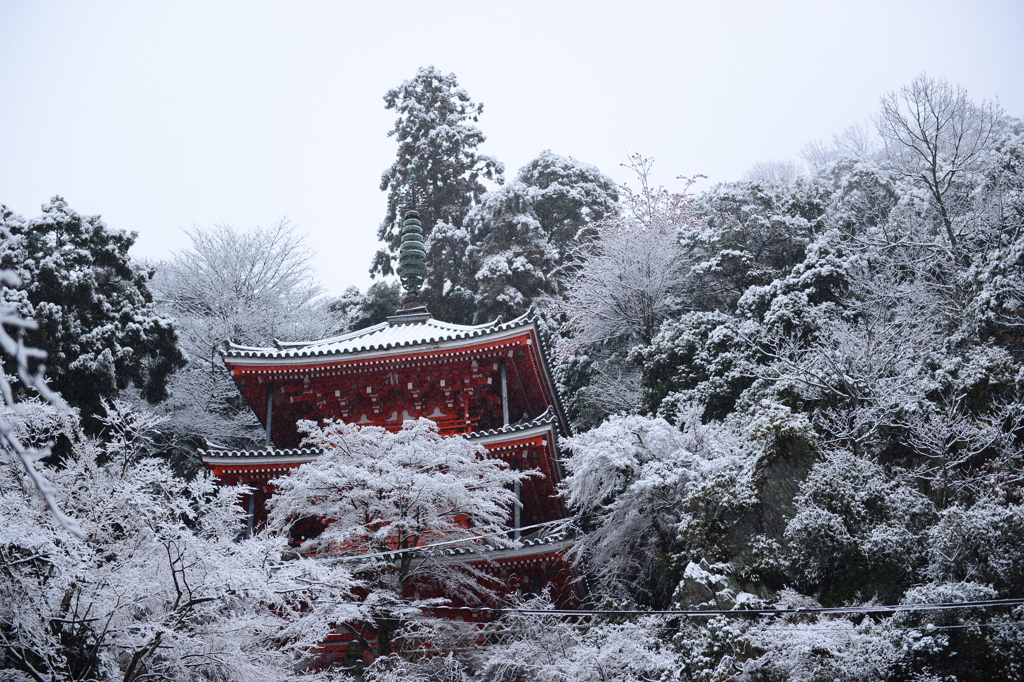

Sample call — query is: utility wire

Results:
[424,598,1024,618]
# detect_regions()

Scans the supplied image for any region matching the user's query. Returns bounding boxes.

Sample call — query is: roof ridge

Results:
[222,312,539,359]
[200,446,325,458]
[274,321,391,348]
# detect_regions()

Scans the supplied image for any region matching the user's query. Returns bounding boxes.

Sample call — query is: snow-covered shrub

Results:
[927,500,1024,593]
[746,400,815,447]
[885,581,1024,680]
[472,595,672,682]
[784,451,935,604]
[738,612,897,681]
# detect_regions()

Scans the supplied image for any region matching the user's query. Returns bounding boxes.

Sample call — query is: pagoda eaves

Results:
[223,311,569,448]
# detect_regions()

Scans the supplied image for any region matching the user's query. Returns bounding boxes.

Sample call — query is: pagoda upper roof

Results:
[224,310,537,361]
[201,407,563,466]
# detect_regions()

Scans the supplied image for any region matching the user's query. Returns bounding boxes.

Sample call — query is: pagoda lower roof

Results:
[224,310,536,361]
[415,529,573,565]
[311,519,574,565]
[199,447,324,467]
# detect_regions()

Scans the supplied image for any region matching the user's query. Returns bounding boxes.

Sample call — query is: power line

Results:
[425,598,1024,618]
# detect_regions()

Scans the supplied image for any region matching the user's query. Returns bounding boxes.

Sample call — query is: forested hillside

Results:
[2,72,1023,681]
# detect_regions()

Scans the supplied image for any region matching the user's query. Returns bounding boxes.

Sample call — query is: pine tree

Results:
[373,66,503,323]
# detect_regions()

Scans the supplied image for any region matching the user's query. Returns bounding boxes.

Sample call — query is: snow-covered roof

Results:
[427,529,572,561]
[224,310,537,360]
[200,411,560,466]
[318,520,574,565]
[201,447,323,459]
[200,447,323,466]
[467,407,559,441]
[410,517,574,564]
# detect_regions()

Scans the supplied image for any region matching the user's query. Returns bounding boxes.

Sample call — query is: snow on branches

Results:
[1,402,357,681]
[268,417,535,660]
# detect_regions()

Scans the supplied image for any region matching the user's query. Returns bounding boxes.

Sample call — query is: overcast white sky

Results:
[2,1,1022,296]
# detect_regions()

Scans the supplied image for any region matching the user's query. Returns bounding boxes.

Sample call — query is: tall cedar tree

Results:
[0,197,183,424]
[373,66,503,323]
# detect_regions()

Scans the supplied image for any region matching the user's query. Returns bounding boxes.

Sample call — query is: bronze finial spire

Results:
[408,164,418,208]
[397,210,426,308]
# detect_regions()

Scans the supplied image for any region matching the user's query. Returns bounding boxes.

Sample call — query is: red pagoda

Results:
[201,210,577,609]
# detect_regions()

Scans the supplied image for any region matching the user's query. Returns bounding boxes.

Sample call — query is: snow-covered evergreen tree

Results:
[0,197,184,422]
[373,66,503,323]
[466,151,619,323]
[514,150,619,266]
[466,181,557,323]
[328,281,403,333]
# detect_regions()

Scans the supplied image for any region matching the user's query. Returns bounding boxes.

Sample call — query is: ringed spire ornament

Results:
[398,210,426,296]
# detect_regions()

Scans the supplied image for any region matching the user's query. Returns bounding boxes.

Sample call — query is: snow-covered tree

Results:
[465,152,619,323]
[466,181,557,323]
[557,156,697,352]
[267,418,531,662]
[884,581,1024,680]
[471,596,673,682]
[800,122,878,173]
[552,157,701,427]
[156,219,329,348]
[0,198,184,421]
[632,310,753,422]
[878,73,1003,257]
[514,150,619,266]
[373,66,503,323]
[152,220,333,459]
[561,412,752,607]
[0,401,358,681]
[328,281,403,333]
[422,220,476,321]
[927,500,1024,594]
[687,176,828,311]
[784,450,936,604]
[0,218,82,535]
